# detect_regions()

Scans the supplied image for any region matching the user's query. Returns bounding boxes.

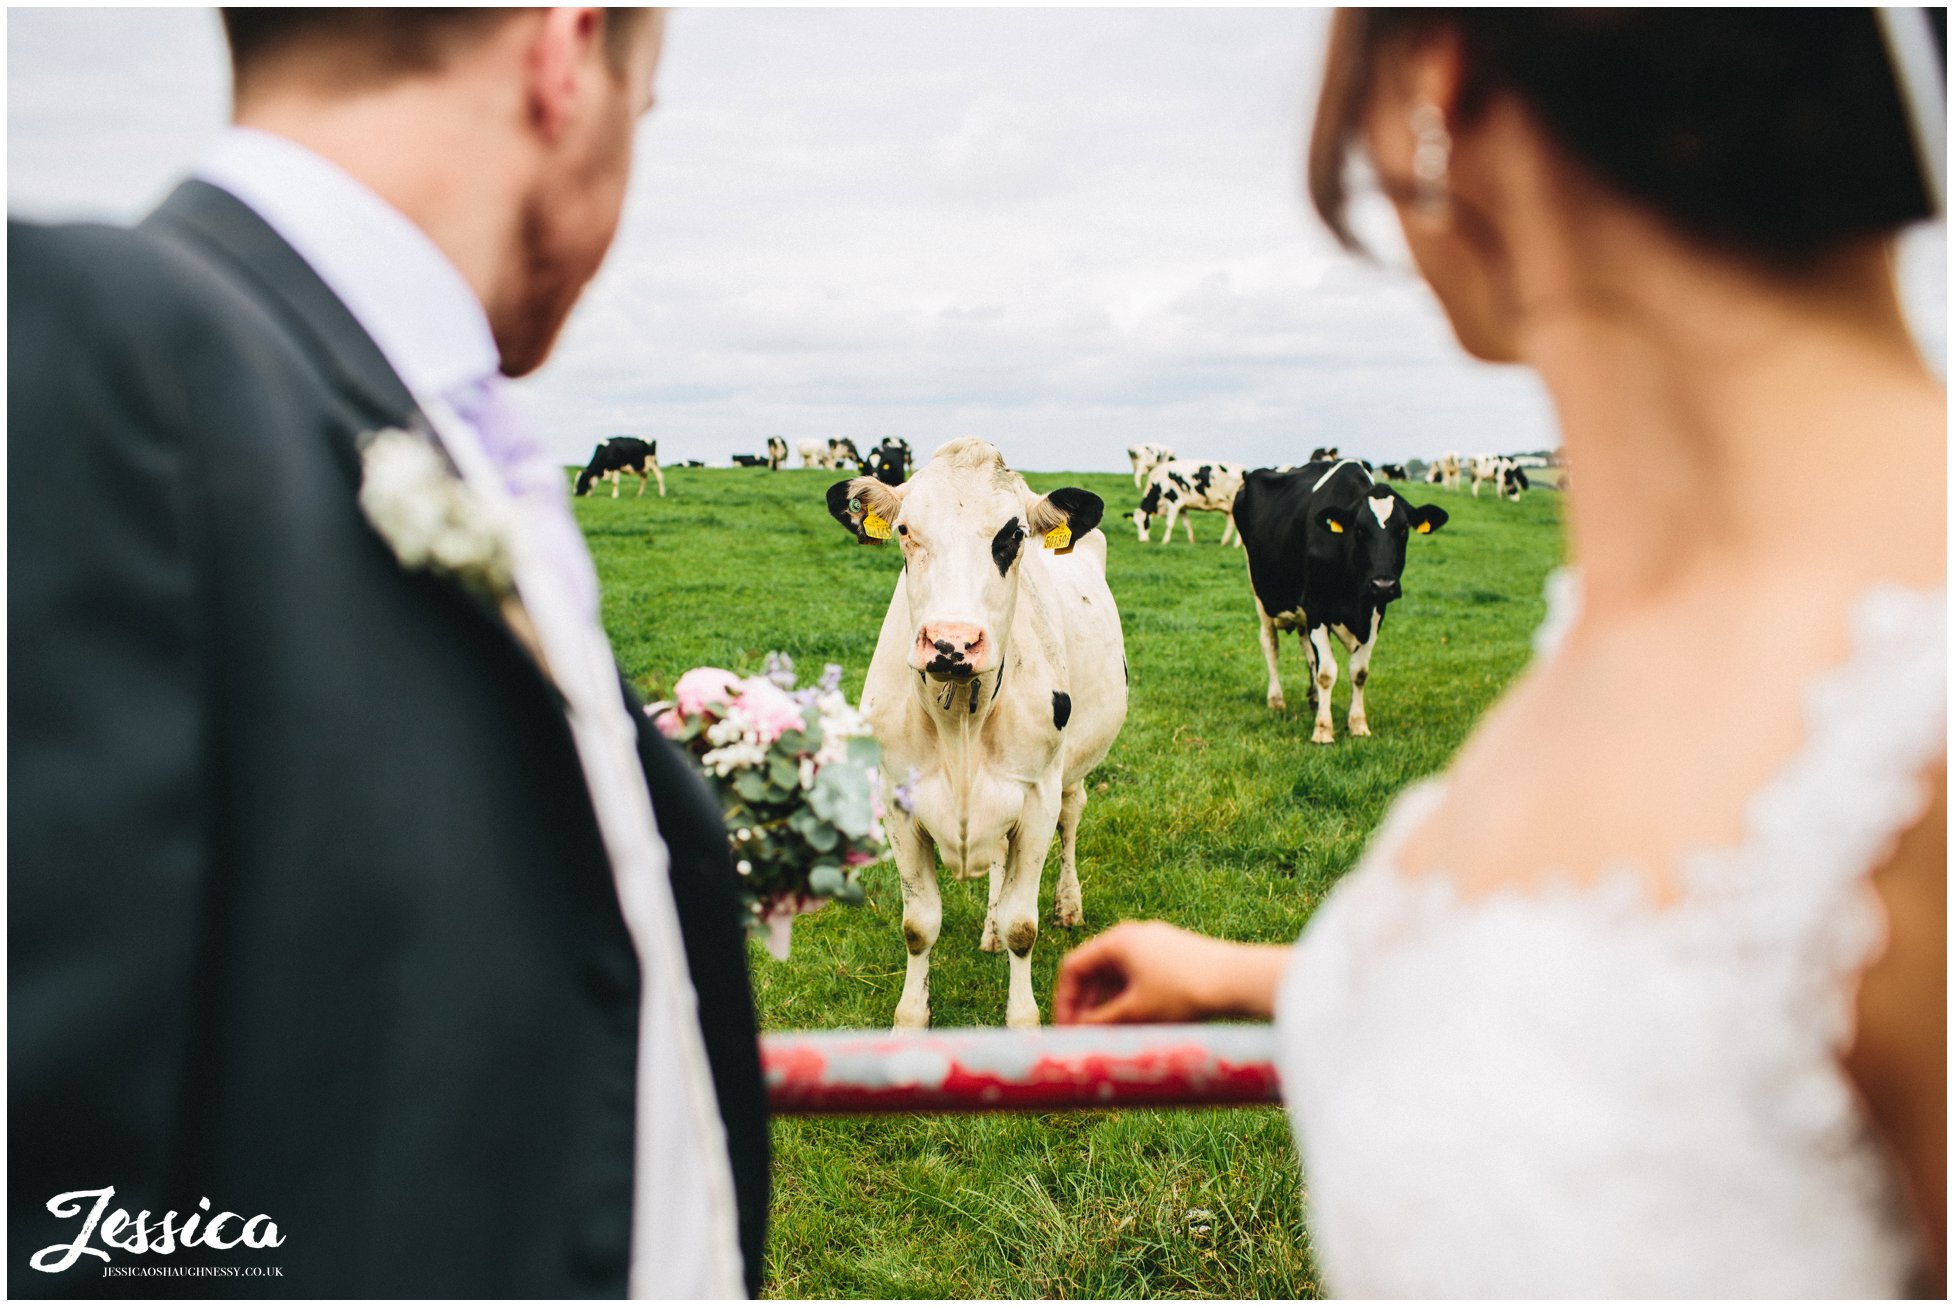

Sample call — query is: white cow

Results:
[1428,451,1462,489]
[796,437,829,468]
[1127,442,1176,488]
[1132,459,1246,546]
[828,439,1128,1029]
[1469,453,1528,500]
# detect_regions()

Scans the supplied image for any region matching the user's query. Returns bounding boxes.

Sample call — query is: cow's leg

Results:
[609,470,622,499]
[1135,513,1148,543]
[1346,611,1382,737]
[635,467,648,497]
[892,819,941,1030]
[1158,502,1179,545]
[1182,513,1196,543]
[1053,783,1086,927]
[1308,626,1340,744]
[651,461,666,497]
[980,860,1004,953]
[1221,513,1239,548]
[998,797,1060,1028]
[1257,601,1286,710]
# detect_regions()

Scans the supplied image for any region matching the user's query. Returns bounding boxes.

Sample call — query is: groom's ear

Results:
[826,478,904,544]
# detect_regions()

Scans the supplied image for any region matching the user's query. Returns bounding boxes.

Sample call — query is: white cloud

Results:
[8,7,1943,473]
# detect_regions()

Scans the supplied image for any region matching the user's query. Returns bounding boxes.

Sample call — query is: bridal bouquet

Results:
[648,654,898,958]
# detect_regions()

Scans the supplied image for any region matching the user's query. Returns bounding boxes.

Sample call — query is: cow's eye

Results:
[896,524,908,536]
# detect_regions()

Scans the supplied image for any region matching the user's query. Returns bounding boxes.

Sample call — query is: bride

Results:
[1055,10,1945,1297]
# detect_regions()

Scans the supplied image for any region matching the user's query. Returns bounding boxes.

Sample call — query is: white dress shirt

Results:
[196,127,744,1299]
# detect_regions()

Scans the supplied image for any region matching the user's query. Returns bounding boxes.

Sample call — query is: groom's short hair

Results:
[219,8,650,94]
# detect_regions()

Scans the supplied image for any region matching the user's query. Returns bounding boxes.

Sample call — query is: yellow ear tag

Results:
[862,511,893,541]
[1416,521,1431,534]
[1043,523,1073,553]
[1327,520,1344,534]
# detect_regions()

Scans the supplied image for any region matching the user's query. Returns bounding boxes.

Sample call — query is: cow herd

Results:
[575,432,1539,1026]
[816,437,1507,1026]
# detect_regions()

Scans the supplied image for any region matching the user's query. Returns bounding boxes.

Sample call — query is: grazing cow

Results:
[1310,445,1341,463]
[1133,459,1246,546]
[826,439,1127,1029]
[828,437,862,469]
[731,453,768,467]
[767,436,788,470]
[863,438,912,486]
[796,437,828,468]
[1127,442,1175,488]
[681,459,706,468]
[1469,454,1529,501]
[574,436,665,498]
[1424,451,1462,490]
[1234,460,1448,744]
[1378,463,1409,482]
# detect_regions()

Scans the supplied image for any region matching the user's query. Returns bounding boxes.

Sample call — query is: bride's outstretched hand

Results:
[1053,921,1292,1024]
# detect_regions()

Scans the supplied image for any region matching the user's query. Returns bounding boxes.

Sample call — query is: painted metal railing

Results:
[760,1024,1282,1114]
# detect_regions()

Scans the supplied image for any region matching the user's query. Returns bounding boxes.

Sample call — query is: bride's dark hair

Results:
[1310,9,1945,271]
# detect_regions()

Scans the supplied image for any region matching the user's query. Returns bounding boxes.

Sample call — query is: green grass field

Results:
[574,463,1565,1298]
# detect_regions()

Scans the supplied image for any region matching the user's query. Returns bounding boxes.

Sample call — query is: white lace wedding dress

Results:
[1275,571,1944,1297]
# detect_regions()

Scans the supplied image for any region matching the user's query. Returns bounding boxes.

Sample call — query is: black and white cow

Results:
[827,439,1127,1028]
[1127,442,1175,488]
[1377,463,1409,482]
[863,438,912,486]
[1468,453,1529,501]
[1310,446,1341,463]
[1133,459,1246,545]
[732,453,768,467]
[767,436,789,470]
[829,437,862,469]
[574,436,666,498]
[1234,459,1448,744]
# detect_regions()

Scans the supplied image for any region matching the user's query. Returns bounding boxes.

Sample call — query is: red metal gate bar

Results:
[761,1024,1282,1114]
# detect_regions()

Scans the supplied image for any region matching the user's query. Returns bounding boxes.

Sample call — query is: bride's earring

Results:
[1409,101,1451,218]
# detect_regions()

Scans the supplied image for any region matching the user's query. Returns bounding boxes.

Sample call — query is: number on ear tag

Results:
[862,511,893,541]
[1043,523,1073,553]
[1327,520,1344,534]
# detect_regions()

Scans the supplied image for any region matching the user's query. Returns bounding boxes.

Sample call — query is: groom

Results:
[10,9,767,1297]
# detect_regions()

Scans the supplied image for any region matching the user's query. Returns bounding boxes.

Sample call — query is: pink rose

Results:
[653,708,685,739]
[673,667,743,717]
[733,677,809,746]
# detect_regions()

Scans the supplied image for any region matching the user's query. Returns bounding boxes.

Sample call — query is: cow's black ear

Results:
[1410,503,1449,535]
[1316,506,1354,536]
[1045,488,1104,537]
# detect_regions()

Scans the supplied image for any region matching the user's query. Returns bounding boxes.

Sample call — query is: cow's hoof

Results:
[1311,725,1336,745]
[1005,1005,1041,1030]
[893,1001,930,1031]
[1054,902,1084,928]
[1349,720,1371,737]
[1267,693,1286,711]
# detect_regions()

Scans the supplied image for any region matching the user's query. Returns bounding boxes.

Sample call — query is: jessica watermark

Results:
[30,1187,284,1274]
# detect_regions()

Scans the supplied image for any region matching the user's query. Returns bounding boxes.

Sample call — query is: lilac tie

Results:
[446,376,602,622]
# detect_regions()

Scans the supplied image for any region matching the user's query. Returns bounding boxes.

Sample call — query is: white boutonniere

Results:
[357,427,515,601]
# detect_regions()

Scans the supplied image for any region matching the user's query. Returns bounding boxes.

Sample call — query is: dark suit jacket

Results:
[8,182,767,1298]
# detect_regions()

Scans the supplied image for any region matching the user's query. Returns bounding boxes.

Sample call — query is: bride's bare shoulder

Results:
[1393,571,1942,901]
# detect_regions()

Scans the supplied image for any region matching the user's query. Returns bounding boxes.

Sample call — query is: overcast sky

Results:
[9,7,1946,472]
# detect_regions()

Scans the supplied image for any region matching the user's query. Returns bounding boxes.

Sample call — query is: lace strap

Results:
[1738,584,1946,1050]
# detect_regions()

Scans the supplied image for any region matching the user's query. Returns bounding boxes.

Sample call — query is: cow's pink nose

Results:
[915,623,989,677]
